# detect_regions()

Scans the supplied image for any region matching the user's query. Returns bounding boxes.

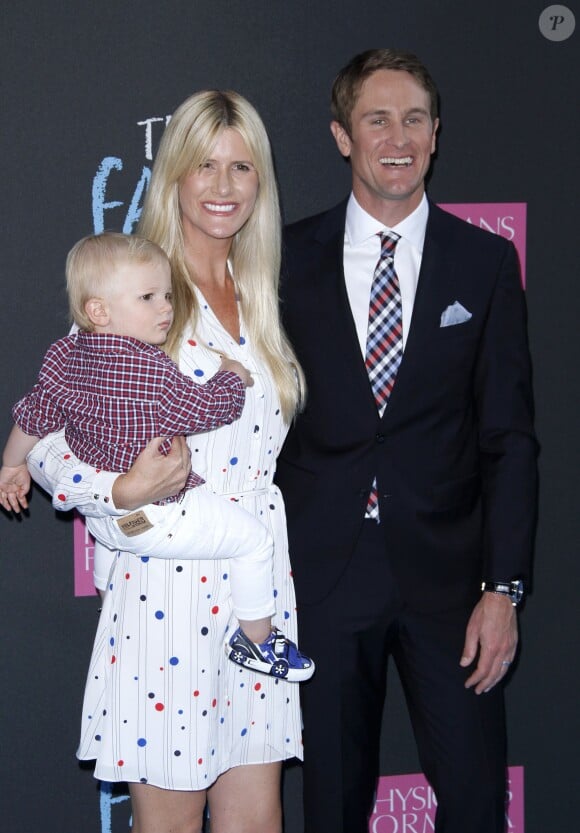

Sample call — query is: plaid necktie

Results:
[365,231,402,519]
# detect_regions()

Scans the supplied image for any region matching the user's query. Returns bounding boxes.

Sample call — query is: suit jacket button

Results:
[375,433,385,444]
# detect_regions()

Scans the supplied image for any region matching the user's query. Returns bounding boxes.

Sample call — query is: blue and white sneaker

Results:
[226,626,315,682]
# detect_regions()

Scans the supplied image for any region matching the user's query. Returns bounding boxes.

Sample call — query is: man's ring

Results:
[502,660,511,666]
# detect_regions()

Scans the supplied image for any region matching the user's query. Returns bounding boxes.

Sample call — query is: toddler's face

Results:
[105,259,173,345]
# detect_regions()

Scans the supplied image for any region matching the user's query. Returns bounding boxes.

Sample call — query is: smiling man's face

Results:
[331,69,439,226]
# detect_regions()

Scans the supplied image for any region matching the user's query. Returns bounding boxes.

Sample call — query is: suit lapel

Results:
[301,201,458,422]
[379,203,450,420]
[314,208,381,415]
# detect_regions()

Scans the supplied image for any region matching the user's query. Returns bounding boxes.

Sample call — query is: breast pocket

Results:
[437,321,475,340]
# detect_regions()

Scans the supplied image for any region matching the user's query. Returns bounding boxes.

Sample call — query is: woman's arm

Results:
[111,436,192,509]
[27,431,191,516]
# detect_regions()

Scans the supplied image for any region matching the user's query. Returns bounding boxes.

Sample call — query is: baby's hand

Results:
[0,464,31,513]
[219,358,254,388]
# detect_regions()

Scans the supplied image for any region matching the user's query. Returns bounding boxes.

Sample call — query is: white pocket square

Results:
[440,301,472,328]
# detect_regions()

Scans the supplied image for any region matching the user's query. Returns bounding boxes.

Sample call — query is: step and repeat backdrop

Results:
[1,3,578,832]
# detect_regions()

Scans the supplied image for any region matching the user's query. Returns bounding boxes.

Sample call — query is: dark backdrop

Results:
[1,2,578,831]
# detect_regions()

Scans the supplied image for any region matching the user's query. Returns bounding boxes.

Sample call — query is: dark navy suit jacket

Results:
[276,200,538,611]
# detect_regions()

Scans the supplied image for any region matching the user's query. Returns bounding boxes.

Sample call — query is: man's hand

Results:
[0,464,31,513]
[460,591,518,694]
[111,436,192,510]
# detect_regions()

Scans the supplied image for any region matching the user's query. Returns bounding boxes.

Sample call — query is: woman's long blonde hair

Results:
[138,90,304,423]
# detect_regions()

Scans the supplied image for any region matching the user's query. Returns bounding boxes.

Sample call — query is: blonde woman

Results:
[27,91,306,833]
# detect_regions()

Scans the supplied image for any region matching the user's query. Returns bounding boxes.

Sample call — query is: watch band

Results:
[481,579,524,606]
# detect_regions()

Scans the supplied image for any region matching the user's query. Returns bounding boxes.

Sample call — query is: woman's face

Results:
[179,128,259,245]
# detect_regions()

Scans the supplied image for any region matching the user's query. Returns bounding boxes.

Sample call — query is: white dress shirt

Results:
[343,193,429,520]
[343,192,429,357]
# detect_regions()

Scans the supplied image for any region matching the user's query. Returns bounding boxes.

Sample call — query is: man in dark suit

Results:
[276,49,537,833]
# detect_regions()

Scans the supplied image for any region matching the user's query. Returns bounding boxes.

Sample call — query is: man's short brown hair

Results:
[331,48,439,135]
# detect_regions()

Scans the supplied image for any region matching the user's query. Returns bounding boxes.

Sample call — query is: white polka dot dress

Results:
[77,293,303,789]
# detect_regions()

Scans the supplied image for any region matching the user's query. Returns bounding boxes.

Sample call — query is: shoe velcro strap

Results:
[272,633,288,656]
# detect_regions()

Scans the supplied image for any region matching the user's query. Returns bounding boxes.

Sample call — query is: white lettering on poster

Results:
[371,783,437,832]
[369,767,524,832]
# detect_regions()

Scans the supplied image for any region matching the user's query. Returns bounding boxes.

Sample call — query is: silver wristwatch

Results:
[481,579,524,607]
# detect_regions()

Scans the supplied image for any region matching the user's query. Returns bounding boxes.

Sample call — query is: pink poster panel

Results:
[438,203,527,287]
[73,511,97,597]
[369,765,524,832]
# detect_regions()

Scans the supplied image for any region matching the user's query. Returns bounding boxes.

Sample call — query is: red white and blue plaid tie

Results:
[365,231,402,519]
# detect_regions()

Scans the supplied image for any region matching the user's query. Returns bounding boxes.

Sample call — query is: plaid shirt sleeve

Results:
[12,337,74,438]
[156,365,246,437]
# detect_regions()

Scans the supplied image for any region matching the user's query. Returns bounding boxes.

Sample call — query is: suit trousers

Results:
[297,519,507,833]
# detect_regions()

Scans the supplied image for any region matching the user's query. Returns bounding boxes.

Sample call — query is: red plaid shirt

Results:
[13,333,245,498]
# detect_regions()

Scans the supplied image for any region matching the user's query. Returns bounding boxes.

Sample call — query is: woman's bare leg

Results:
[129,782,208,833]
[207,762,282,833]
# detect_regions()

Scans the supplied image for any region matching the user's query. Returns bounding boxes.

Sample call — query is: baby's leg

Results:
[87,493,314,680]
[85,490,276,626]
